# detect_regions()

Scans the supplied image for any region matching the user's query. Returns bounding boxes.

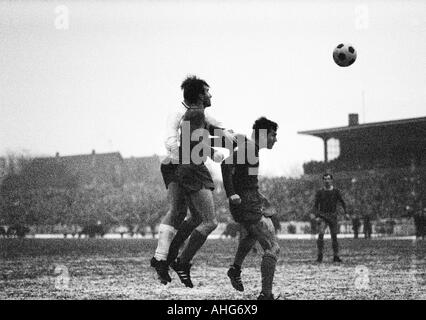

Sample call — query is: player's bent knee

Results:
[171,218,185,230]
[263,248,279,261]
[172,210,188,227]
[196,221,218,236]
[187,215,203,227]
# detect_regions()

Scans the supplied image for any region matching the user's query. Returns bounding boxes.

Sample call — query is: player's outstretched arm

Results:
[209,128,237,153]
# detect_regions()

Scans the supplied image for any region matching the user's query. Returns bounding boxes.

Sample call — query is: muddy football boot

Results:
[150,257,171,285]
[227,266,244,292]
[171,259,193,288]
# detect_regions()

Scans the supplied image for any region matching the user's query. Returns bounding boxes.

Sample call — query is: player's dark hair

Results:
[252,117,278,135]
[181,75,209,105]
[251,117,278,145]
[323,173,333,180]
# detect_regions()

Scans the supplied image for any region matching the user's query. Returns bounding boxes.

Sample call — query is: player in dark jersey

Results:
[221,117,279,300]
[167,81,235,288]
[312,173,347,263]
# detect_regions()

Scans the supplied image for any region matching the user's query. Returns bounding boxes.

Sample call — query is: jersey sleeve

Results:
[205,112,237,148]
[164,110,183,156]
[205,112,223,129]
[221,152,237,198]
[336,189,347,211]
[314,191,320,211]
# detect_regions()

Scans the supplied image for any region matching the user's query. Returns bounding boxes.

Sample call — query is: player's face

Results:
[267,129,277,149]
[323,176,332,187]
[201,85,212,108]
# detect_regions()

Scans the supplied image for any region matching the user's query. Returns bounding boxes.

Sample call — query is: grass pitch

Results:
[0,238,425,300]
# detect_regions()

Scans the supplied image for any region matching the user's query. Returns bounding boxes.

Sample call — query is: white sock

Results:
[154,224,177,261]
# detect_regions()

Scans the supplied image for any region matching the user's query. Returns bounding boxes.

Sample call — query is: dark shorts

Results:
[229,189,263,225]
[160,160,179,189]
[317,212,339,235]
[240,216,279,255]
[176,163,215,193]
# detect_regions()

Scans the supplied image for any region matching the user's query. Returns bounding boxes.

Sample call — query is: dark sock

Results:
[331,234,339,256]
[234,237,257,267]
[178,230,208,264]
[317,234,324,255]
[261,254,277,296]
[167,220,197,265]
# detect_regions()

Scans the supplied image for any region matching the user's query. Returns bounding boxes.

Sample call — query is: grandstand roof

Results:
[34,151,123,170]
[298,116,426,140]
[32,151,124,186]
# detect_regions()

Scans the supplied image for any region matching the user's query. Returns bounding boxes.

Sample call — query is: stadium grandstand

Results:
[298,114,426,174]
[1,116,424,238]
[0,152,166,237]
[294,114,426,235]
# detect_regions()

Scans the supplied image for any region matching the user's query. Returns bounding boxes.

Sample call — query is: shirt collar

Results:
[182,101,204,110]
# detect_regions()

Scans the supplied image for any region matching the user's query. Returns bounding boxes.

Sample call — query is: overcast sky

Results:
[1,0,425,177]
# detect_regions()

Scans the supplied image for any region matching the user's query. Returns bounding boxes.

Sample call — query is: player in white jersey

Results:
[151,76,234,285]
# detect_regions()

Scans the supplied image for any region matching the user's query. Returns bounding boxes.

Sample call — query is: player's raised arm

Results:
[205,112,237,148]
[206,126,237,155]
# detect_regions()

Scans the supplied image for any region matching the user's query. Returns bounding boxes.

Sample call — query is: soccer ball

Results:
[333,43,357,67]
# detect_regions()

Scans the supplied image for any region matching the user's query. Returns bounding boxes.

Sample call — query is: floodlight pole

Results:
[323,137,328,164]
[362,90,366,123]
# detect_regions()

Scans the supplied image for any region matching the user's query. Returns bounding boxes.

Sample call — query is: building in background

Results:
[299,114,426,174]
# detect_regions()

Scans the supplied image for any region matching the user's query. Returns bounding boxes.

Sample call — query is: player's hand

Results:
[212,150,225,163]
[222,129,237,143]
[229,194,241,205]
[263,206,276,217]
[259,192,271,208]
[309,213,316,220]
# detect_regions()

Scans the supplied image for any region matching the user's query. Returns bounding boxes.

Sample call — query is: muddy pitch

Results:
[0,238,425,299]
